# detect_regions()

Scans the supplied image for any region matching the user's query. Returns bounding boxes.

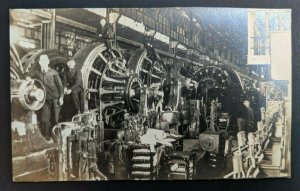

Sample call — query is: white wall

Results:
[270,31,291,81]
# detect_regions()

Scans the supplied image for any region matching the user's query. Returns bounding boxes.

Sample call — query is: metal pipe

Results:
[50,9,56,49]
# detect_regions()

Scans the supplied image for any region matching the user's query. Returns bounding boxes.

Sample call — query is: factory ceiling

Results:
[10,8,251,76]
[55,8,248,45]
[56,9,100,29]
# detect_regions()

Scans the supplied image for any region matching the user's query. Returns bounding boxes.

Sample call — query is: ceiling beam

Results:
[21,9,97,33]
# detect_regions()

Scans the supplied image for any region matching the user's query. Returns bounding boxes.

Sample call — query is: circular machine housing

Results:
[193,65,245,132]
[72,44,166,129]
[127,48,166,88]
[193,65,243,103]
[127,48,167,112]
[11,79,46,111]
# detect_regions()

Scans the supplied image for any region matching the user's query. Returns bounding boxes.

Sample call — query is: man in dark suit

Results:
[30,54,64,141]
[97,18,114,51]
[63,59,84,114]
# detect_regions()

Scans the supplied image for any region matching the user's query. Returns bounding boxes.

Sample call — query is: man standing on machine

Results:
[30,54,64,141]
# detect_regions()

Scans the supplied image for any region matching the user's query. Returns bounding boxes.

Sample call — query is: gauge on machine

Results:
[201,135,216,152]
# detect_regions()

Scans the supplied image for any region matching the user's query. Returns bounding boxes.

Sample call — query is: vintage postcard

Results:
[10,7,291,181]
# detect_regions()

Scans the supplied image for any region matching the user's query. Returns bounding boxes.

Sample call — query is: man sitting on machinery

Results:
[97,18,114,52]
[63,59,85,115]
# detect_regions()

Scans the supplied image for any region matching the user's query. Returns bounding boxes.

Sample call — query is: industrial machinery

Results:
[10,46,57,181]
[165,152,196,180]
[194,66,246,170]
[193,65,244,131]
[72,45,166,131]
[10,33,256,180]
[51,112,107,181]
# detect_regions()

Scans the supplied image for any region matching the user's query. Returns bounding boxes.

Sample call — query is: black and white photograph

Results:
[9,7,291,181]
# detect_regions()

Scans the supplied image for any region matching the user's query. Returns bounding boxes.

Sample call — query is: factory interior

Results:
[10,8,291,181]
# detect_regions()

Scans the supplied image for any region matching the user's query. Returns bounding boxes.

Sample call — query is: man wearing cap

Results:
[63,59,84,114]
[30,54,64,141]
